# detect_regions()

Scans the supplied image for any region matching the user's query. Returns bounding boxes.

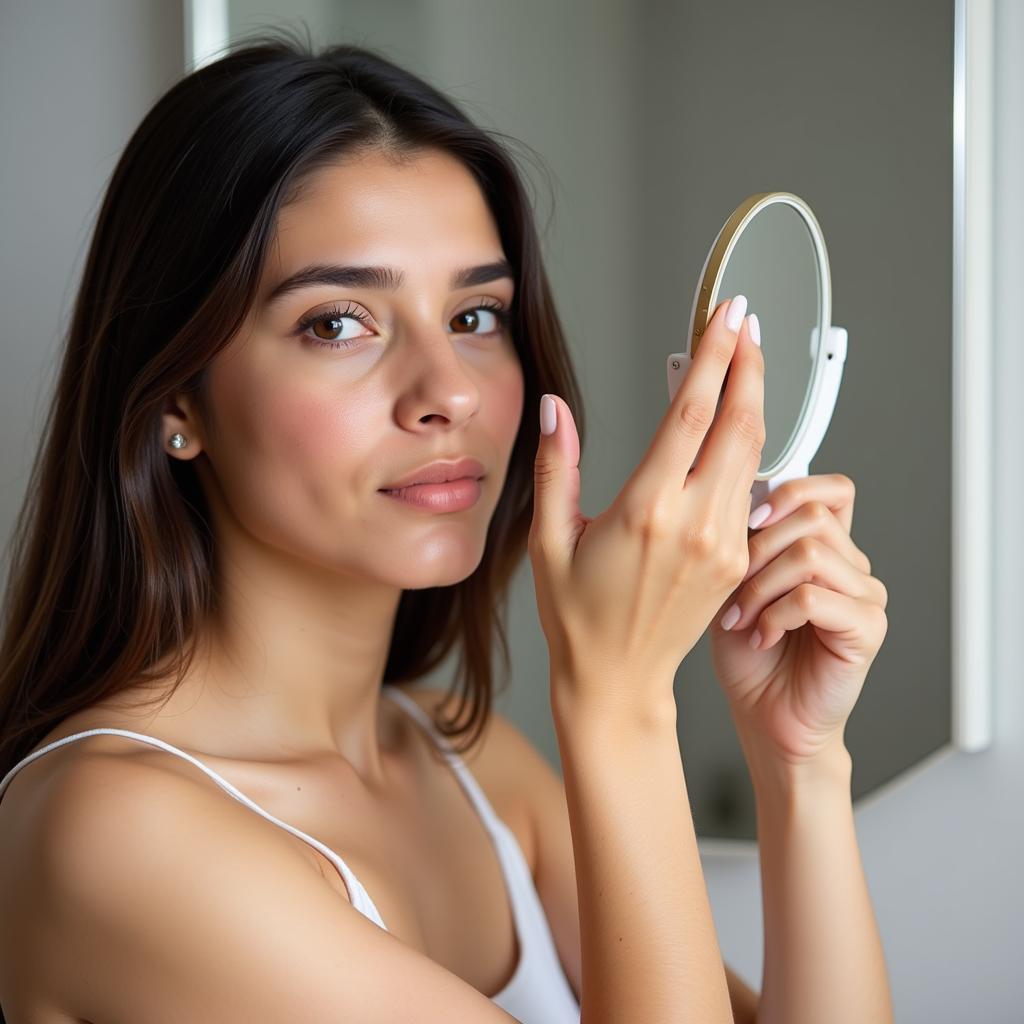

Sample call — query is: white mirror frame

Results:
[953,0,994,752]
[665,191,847,516]
[181,0,995,756]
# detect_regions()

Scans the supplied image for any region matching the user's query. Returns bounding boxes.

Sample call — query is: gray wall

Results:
[1,1,1020,1020]
[635,0,956,839]
[703,2,1024,1017]
[0,0,184,526]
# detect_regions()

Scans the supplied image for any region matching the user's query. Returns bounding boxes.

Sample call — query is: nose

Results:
[390,328,481,428]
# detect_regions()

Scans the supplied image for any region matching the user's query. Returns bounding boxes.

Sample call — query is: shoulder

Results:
[0,726,305,884]
[0,736,525,1023]
[0,741,308,1016]
[0,738,294,915]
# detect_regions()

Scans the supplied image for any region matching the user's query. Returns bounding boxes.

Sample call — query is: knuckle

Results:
[806,500,831,523]
[728,407,763,444]
[678,399,715,436]
[796,536,822,562]
[746,534,766,565]
[685,521,720,557]
[795,582,818,612]
[626,496,673,540]
[644,497,675,539]
[745,567,767,597]
[718,546,748,584]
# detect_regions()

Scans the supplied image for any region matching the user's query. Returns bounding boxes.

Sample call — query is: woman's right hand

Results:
[528,295,765,719]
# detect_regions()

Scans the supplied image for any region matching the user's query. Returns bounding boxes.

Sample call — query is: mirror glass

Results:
[715,202,822,473]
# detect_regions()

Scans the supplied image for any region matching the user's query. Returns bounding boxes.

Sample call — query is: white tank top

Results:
[0,684,581,1023]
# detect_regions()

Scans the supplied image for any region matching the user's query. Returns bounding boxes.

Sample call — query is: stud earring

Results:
[169,433,188,449]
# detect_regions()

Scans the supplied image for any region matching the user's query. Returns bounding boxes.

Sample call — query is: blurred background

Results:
[1,1,1021,1019]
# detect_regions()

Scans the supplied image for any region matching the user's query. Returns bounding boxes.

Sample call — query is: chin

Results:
[388,544,488,591]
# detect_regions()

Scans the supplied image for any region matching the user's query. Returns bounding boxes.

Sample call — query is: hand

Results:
[528,296,764,720]
[709,473,889,767]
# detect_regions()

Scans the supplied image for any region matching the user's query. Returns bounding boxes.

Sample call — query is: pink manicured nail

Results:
[749,629,762,650]
[724,294,748,332]
[720,604,741,631]
[540,394,557,436]
[748,503,772,529]
[747,313,761,346]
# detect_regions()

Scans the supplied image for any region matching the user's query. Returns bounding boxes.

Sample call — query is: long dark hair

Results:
[0,27,585,776]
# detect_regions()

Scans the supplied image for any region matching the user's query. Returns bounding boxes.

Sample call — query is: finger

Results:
[720,536,887,635]
[747,473,857,536]
[746,583,888,655]
[687,310,765,511]
[626,295,746,508]
[529,393,584,575]
[741,497,872,582]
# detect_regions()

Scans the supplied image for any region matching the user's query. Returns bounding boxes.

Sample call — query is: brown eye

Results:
[451,304,512,335]
[452,309,481,333]
[296,302,372,349]
[313,314,347,341]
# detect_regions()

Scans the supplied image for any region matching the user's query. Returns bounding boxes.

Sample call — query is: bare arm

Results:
[741,738,894,1024]
[553,683,734,1023]
[487,693,760,1021]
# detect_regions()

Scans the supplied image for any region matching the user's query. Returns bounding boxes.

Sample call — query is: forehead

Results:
[267,148,504,275]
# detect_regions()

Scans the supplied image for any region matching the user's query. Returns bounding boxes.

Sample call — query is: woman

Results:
[0,30,893,1023]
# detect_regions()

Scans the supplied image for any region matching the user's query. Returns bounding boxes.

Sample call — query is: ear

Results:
[161,391,206,461]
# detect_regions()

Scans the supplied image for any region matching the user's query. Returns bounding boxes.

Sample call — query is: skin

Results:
[159,146,524,782]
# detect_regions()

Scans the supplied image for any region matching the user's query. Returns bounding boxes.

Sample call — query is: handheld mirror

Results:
[666,191,847,511]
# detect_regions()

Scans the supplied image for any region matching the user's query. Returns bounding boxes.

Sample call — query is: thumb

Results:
[531,393,583,570]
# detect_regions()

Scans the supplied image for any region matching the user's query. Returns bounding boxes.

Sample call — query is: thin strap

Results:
[381,687,507,839]
[0,728,387,929]
[383,687,551,1002]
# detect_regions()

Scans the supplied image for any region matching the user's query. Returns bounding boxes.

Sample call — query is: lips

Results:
[379,456,486,490]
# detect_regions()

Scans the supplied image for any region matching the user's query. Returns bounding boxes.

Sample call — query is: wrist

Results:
[549,667,678,736]
[738,731,853,801]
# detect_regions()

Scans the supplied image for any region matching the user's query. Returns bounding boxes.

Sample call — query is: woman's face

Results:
[179,147,525,590]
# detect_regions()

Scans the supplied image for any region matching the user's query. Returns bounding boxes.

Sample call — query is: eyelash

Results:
[296,299,514,350]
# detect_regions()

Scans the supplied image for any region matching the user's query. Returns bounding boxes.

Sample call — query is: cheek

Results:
[214,360,373,518]
[486,357,525,443]
[268,386,365,464]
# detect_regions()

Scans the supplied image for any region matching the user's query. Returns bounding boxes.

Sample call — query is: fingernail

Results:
[540,394,557,435]
[748,502,772,529]
[721,603,741,631]
[749,629,762,650]
[747,313,761,346]
[724,294,748,332]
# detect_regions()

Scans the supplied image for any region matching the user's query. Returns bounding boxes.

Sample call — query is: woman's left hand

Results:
[709,473,889,768]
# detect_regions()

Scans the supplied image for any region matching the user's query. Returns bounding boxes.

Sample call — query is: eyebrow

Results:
[264,259,515,307]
